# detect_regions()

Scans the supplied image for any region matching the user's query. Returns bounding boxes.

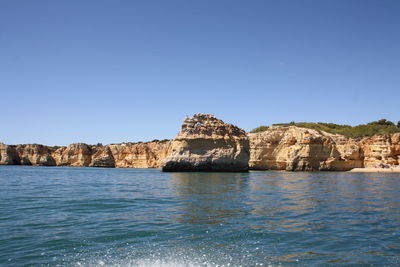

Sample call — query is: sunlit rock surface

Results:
[162,114,250,172]
[0,143,19,165]
[109,141,171,168]
[249,126,363,171]
[248,126,400,171]
[1,120,399,171]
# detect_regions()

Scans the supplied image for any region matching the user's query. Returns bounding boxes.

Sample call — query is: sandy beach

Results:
[349,167,400,173]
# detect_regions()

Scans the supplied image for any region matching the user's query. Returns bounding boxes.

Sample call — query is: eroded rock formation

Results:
[109,141,171,168]
[248,126,400,171]
[0,143,19,165]
[15,144,56,166]
[161,114,250,172]
[362,133,400,168]
[0,141,171,168]
[248,126,363,171]
[1,116,399,171]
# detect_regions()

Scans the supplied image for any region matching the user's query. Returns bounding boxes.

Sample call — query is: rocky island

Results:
[1,114,400,172]
[161,114,249,172]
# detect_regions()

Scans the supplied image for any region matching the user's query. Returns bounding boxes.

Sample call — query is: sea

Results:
[1,166,400,266]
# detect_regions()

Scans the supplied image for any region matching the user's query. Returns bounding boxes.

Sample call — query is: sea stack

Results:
[161,114,250,172]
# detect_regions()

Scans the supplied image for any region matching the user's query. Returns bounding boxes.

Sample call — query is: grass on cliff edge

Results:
[250,119,400,138]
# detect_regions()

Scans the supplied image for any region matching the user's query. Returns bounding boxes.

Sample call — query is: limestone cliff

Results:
[162,114,250,172]
[2,117,400,171]
[362,133,400,167]
[109,141,171,168]
[52,143,92,167]
[90,146,116,168]
[0,143,19,165]
[15,144,56,166]
[248,126,399,171]
[0,141,170,168]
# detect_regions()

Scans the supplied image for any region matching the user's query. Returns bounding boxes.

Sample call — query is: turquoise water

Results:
[1,166,400,266]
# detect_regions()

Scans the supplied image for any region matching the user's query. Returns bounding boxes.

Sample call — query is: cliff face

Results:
[0,143,19,165]
[362,133,400,168]
[15,144,56,166]
[109,142,171,168]
[52,143,92,167]
[2,122,399,171]
[0,141,171,168]
[248,126,399,171]
[162,114,250,172]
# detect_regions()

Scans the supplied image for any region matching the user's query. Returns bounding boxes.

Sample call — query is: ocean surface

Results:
[1,166,400,266]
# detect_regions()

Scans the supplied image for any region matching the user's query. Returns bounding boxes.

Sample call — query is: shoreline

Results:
[3,165,400,173]
[349,167,400,173]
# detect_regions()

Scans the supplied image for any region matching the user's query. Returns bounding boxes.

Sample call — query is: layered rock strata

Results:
[362,133,400,168]
[109,142,171,168]
[0,143,19,165]
[161,114,250,172]
[1,118,400,171]
[0,141,171,168]
[248,126,400,171]
[15,144,56,166]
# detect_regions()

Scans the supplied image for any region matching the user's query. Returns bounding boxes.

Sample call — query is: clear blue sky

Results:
[1,0,399,146]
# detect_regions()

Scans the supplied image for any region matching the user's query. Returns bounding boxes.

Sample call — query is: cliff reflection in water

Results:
[170,172,251,225]
[1,167,400,266]
[170,171,400,235]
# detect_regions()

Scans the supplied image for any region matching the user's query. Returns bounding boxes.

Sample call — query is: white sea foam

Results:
[69,250,275,267]
[72,258,272,267]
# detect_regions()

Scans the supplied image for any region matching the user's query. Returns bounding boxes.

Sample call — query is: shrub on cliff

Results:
[252,119,400,138]
[250,126,269,133]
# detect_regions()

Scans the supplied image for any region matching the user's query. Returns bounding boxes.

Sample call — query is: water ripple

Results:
[1,166,400,266]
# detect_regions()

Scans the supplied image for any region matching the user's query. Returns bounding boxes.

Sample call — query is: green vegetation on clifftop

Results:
[251,119,400,138]
[250,126,270,133]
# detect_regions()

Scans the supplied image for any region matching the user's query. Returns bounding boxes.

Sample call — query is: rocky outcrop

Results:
[248,126,400,171]
[109,141,171,168]
[0,143,19,165]
[1,116,399,171]
[248,126,361,171]
[362,133,400,168]
[89,146,115,168]
[15,144,56,166]
[162,114,250,172]
[52,143,92,167]
[0,141,171,168]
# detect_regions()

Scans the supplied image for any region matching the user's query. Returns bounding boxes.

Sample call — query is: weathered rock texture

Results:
[15,144,56,166]
[1,119,400,172]
[0,143,19,165]
[161,114,250,172]
[248,126,400,171]
[0,141,171,168]
[362,133,400,168]
[109,142,171,168]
